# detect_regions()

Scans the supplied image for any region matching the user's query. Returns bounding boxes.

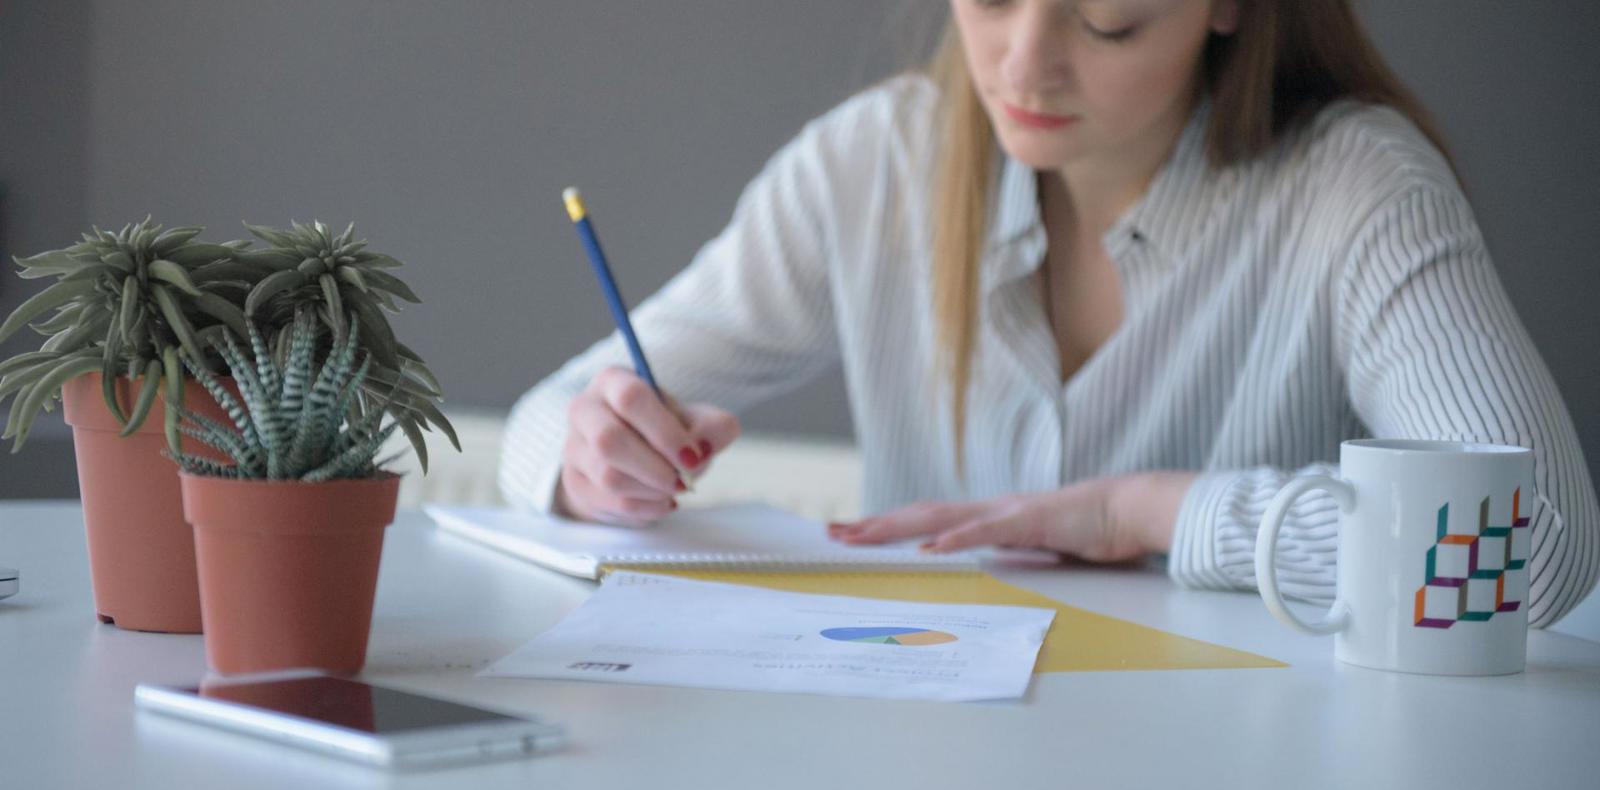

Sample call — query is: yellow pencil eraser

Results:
[562,187,586,222]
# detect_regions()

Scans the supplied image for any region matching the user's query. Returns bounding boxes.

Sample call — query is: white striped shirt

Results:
[499,75,1597,627]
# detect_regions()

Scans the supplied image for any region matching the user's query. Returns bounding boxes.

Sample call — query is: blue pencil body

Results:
[571,215,660,393]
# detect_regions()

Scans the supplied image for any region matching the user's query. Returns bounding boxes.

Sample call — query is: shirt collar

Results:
[983,96,1223,281]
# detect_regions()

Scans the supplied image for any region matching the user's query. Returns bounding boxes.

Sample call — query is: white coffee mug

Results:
[1255,439,1535,675]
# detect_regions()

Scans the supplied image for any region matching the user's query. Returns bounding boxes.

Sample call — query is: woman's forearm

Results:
[1107,470,1200,554]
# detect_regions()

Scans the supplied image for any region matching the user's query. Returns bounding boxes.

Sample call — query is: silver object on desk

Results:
[135,670,567,771]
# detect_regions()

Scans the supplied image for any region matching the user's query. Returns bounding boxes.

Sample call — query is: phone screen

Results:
[182,675,524,734]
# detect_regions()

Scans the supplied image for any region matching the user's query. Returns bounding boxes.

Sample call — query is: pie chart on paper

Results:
[820,626,958,646]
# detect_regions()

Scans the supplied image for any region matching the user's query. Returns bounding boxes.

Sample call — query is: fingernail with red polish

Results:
[674,479,687,492]
[698,439,713,458]
[678,447,700,468]
[670,500,678,510]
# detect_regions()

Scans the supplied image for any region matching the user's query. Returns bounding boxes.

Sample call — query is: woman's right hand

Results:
[555,367,740,525]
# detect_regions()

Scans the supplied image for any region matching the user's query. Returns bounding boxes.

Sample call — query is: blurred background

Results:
[2,0,1597,500]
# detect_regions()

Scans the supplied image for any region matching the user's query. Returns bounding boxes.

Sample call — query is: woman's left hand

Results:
[827,471,1198,563]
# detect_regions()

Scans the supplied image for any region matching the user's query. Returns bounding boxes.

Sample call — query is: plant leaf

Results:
[190,292,251,340]
[13,250,79,270]
[163,241,238,269]
[41,311,110,355]
[189,257,272,283]
[335,265,369,293]
[182,348,259,450]
[147,258,204,297]
[0,355,60,399]
[6,353,99,451]
[319,274,344,330]
[244,269,306,316]
[119,359,164,438]
[165,450,239,478]
[173,403,259,473]
[102,250,135,273]
[162,346,183,453]
[396,416,429,474]
[0,279,100,345]
[301,422,398,482]
[354,253,404,269]
[230,248,301,270]
[117,276,142,337]
[348,296,400,370]
[151,226,203,256]
[358,268,421,303]
[0,350,60,380]
[242,223,296,248]
[99,321,129,428]
[150,284,206,367]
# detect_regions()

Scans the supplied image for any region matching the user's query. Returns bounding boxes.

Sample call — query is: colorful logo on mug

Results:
[1413,488,1531,629]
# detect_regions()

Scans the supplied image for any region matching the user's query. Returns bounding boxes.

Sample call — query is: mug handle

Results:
[1255,475,1356,635]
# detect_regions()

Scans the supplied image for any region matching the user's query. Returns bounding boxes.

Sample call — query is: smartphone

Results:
[135,670,566,770]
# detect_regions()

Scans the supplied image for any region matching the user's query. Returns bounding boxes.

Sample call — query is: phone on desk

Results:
[134,670,566,770]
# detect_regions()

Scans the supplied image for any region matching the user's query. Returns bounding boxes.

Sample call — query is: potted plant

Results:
[0,217,455,634]
[233,220,457,471]
[0,218,251,632]
[172,310,401,675]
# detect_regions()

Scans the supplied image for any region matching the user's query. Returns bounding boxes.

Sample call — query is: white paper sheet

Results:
[482,572,1056,702]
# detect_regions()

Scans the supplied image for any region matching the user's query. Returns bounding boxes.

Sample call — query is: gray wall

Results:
[2,1,1597,499]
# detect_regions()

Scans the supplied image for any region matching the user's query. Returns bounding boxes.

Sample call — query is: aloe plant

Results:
[170,310,398,482]
[232,220,457,472]
[0,217,252,451]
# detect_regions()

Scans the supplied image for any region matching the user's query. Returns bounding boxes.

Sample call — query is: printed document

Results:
[482,571,1055,702]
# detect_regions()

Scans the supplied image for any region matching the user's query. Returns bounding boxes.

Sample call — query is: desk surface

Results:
[2,500,1597,790]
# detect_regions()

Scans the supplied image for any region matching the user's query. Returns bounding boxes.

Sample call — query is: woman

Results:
[500,0,1597,627]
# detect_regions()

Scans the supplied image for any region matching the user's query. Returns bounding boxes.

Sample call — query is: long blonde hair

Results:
[927,0,1452,468]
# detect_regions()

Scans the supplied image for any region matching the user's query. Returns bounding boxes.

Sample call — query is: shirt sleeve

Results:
[1168,185,1600,629]
[496,109,853,514]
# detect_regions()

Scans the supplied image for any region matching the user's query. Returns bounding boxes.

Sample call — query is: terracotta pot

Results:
[179,472,400,675]
[61,372,233,633]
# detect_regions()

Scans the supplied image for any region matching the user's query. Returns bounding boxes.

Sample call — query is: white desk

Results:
[2,500,1596,789]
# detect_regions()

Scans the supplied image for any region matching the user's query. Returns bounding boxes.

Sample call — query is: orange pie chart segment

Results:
[889,629,958,646]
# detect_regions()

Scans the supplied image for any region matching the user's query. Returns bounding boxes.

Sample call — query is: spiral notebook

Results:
[425,503,985,580]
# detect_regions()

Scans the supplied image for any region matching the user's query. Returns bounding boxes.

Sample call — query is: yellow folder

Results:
[618,568,1285,673]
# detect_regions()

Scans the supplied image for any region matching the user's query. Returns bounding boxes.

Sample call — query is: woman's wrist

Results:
[552,468,579,519]
[1106,470,1199,554]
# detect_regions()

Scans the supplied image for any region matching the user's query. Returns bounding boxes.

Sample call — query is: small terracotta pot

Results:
[179,472,400,675]
[62,372,233,633]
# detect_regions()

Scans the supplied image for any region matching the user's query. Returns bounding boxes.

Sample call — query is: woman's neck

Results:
[1043,92,1198,242]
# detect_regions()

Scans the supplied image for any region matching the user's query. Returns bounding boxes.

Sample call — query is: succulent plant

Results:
[231,220,457,471]
[2,217,455,472]
[0,217,252,451]
[169,309,398,482]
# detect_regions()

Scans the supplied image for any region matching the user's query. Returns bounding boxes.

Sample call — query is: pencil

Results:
[562,187,696,491]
